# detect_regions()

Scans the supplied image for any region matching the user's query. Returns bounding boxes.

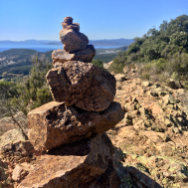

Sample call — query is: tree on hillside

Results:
[110,14,188,84]
[0,56,52,138]
[14,56,52,115]
[0,80,28,138]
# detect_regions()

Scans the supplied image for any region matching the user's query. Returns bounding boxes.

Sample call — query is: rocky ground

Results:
[107,67,188,188]
[1,65,188,187]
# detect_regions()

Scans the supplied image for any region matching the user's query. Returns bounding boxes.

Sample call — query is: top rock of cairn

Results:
[51,17,95,65]
[63,16,73,24]
[60,16,87,52]
[62,16,80,31]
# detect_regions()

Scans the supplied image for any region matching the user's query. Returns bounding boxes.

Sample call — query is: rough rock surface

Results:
[3,64,188,187]
[52,45,95,64]
[0,129,26,150]
[28,101,124,151]
[46,61,116,112]
[63,16,73,25]
[62,22,80,31]
[59,17,89,53]
[1,140,34,160]
[18,134,120,188]
[62,17,80,31]
[60,29,89,53]
[0,112,27,136]
[0,159,7,182]
[107,66,188,187]
[12,163,31,182]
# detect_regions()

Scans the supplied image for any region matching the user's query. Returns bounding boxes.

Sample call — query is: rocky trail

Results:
[1,68,188,187]
[107,69,188,188]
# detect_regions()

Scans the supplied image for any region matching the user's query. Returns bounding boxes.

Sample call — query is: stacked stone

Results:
[18,17,124,188]
[52,17,95,65]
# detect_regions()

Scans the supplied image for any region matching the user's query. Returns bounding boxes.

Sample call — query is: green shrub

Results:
[34,87,52,108]
[92,59,103,68]
[110,15,188,86]
[109,52,127,73]
[0,57,52,117]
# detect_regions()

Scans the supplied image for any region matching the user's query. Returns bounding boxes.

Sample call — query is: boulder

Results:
[18,134,120,188]
[1,140,34,160]
[59,29,88,53]
[0,111,27,136]
[52,45,95,64]
[12,163,32,182]
[28,101,124,151]
[0,129,26,150]
[46,61,116,112]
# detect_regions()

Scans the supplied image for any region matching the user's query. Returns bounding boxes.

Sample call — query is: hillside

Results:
[0,47,126,80]
[0,49,51,80]
[110,15,188,89]
[107,68,188,187]
[1,15,188,187]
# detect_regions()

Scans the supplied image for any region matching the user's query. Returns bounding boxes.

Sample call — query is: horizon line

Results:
[0,38,134,42]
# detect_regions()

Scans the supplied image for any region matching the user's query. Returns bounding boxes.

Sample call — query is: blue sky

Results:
[0,0,188,41]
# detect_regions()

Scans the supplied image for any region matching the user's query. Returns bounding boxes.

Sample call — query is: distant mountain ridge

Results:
[0,39,134,47]
[91,39,134,47]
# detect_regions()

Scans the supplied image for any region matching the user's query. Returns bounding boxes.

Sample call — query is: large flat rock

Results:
[46,61,116,112]
[18,134,119,188]
[28,101,124,151]
[52,45,95,64]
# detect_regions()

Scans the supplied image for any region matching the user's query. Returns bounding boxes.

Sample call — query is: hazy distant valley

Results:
[0,39,130,80]
[0,38,133,51]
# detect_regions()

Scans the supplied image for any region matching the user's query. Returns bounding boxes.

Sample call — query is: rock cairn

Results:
[52,16,95,65]
[18,17,124,188]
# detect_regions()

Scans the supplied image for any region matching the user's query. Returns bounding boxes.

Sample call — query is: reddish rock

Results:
[58,17,95,61]
[62,22,80,31]
[28,101,124,152]
[59,17,89,53]
[89,166,120,188]
[52,45,95,64]
[59,29,88,53]
[12,163,32,182]
[74,45,95,62]
[0,129,26,150]
[18,134,119,188]
[52,49,74,63]
[1,140,34,158]
[63,16,73,24]
[46,61,116,112]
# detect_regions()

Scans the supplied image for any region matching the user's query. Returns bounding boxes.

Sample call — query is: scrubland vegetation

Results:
[0,58,52,119]
[110,15,188,88]
[1,14,188,120]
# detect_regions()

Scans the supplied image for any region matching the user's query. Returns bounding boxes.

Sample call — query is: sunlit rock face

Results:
[17,17,124,188]
[46,61,116,112]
